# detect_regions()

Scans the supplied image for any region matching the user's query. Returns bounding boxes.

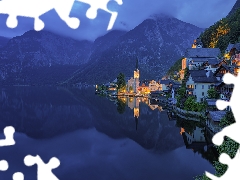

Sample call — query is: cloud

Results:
[0,0,237,41]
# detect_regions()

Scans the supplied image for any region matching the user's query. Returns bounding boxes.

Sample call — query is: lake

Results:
[0,86,216,180]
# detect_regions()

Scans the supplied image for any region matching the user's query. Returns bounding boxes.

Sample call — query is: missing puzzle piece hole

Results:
[0,160,8,171]
[34,18,45,31]
[216,100,229,111]
[86,8,97,19]
[13,172,24,180]
[212,133,224,146]
[223,73,236,85]
[6,16,18,28]
[67,17,80,29]
[48,157,60,168]
[219,153,231,165]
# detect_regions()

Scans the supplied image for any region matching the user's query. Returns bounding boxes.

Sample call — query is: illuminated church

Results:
[127,58,140,93]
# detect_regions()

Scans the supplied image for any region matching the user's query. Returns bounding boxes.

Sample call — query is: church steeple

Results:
[135,58,139,71]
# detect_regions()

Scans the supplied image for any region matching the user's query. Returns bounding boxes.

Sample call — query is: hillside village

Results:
[96,37,240,136]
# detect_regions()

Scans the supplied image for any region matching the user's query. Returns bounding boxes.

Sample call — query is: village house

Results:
[185,70,219,102]
[205,99,218,111]
[138,82,150,95]
[214,81,234,102]
[148,80,161,91]
[213,64,234,81]
[206,111,226,133]
[180,39,221,79]
[159,79,172,93]
[231,52,240,75]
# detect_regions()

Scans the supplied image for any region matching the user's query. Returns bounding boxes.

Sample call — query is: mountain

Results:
[200,4,240,53]
[0,36,9,48]
[63,14,204,85]
[0,14,203,85]
[0,29,128,85]
[0,30,93,85]
[227,0,240,17]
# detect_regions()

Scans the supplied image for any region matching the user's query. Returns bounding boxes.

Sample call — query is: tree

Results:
[207,88,220,99]
[167,57,183,77]
[184,96,196,111]
[116,73,126,92]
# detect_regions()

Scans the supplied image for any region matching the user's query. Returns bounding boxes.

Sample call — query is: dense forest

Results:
[200,8,240,54]
[167,6,240,76]
[166,57,183,78]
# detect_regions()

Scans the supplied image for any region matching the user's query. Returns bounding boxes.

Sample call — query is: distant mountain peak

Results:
[148,13,174,21]
[227,0,240,17]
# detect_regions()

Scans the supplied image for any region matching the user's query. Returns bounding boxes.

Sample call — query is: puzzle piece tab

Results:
[12,172,24,180]
[0,160,8,171]
[0,0,80,31]
[205,72,240,179]
[24,155,60,180]
[212,73,240,146]
[76,0,123,30]
[206,150,240,180]
[0,126,15,146]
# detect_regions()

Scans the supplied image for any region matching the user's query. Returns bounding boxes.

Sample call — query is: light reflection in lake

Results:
[0,86,215,180]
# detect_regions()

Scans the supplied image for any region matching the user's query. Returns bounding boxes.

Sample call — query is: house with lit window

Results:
[185,48,221,70]
[185,70,219,102]
[159,79,173,92]
[231,53,240,75]
[180,39,221,79]
[138,83,150,95]
[148,80,161,91]
[215,81,234,102]
[213,64,233,81]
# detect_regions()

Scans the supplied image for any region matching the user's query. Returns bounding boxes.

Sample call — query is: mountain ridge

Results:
[63,15,204,85]
[0,15,203,85]
[227,0,240,17]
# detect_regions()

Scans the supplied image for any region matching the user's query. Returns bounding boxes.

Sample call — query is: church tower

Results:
[133,58,140,93]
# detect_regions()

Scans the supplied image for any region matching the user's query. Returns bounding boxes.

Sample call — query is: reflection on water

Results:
[0,86,215,180]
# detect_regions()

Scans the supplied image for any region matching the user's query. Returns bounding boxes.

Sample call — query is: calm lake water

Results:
[0,86,216,180]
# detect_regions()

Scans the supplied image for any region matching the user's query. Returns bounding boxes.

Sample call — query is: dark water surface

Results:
[0,86,215,180]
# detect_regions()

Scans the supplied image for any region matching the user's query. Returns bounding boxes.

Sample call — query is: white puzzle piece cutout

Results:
[12,172,24,180]
[0,0,123,31]
[0,126,15,146]
[24,155,60,180]
[0,0,80,31]
[76,0,123,30]
[206,151,240,180]
[205,73,240,179]
[0,160,8,171]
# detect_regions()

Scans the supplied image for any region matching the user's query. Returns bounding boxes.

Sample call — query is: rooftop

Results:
[160,79,172,85]
[233,43,240,51]
[226,43,234,52]
[208,111,227,122]
[189,70,219,83]
[185,48,221,58]
[206,99,218,106]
